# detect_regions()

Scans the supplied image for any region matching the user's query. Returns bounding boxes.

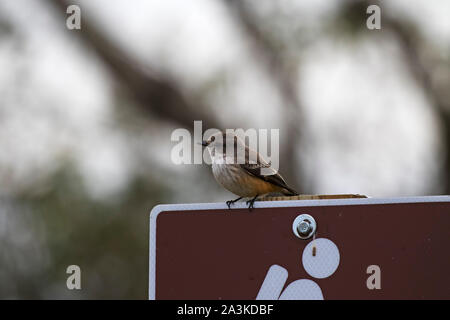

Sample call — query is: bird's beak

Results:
[200,140,208,147]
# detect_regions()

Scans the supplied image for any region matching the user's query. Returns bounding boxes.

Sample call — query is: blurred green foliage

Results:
[2,164,169,299]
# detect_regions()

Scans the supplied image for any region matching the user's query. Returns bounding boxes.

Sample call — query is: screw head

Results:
[297,221,311,235]
[292,214,317,239]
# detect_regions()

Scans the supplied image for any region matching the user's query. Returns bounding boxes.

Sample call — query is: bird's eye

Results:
[210,136,215,142]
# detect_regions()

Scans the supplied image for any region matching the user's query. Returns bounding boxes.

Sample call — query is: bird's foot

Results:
[226,197,243,209]
[246,195,259,212]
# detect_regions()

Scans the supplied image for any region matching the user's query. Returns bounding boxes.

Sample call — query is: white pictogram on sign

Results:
[302,238,340,279]
[256,238,340,300]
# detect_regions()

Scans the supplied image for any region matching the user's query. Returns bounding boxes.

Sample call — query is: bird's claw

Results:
[246,201,254,212]
[226,197,243,209]
[246,195,259,212]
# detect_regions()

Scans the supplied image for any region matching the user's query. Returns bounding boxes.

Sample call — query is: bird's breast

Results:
[211,162,279,197]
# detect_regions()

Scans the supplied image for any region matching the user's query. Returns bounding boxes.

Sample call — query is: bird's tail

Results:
[281,185,299,196]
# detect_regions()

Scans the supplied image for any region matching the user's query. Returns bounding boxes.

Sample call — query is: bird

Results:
[201,131,298,210]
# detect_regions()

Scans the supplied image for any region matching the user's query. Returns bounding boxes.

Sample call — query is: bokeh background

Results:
[0,0,448,299]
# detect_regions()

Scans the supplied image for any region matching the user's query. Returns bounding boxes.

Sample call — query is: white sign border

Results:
[149,195,450,299]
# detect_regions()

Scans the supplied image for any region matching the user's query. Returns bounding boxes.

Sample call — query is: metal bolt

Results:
[297,221,311,236]
[292,214,317,239]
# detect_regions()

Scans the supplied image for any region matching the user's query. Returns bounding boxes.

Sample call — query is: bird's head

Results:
[201,131,244,155]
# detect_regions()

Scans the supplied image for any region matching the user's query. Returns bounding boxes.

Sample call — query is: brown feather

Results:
[239,145,298,196]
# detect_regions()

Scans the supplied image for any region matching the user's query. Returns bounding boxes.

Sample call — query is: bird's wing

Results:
[240,145,297,194]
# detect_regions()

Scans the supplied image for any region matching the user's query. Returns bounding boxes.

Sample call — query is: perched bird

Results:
[201,131,298,210]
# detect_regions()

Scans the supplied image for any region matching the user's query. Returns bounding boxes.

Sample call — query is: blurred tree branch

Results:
[337,0,450,194]
[53,0,306,192]
[49,0,221,131]
[224,0,306,192]
[383,17,450,194]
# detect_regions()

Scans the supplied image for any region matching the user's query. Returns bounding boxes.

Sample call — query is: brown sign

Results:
[149,197,450,299]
